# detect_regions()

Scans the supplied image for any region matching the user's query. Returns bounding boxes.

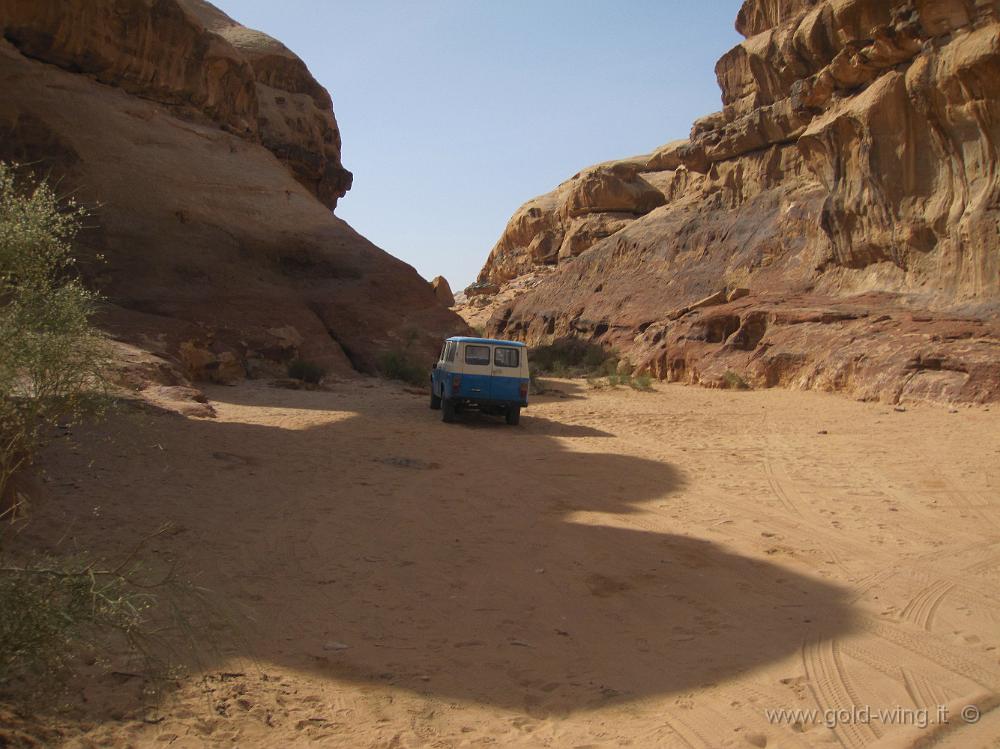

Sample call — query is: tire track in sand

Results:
[899,579,956,632]
[802,636,881,748]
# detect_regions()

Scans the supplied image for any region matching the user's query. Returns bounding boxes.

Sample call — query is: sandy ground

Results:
[7,378,1000,748]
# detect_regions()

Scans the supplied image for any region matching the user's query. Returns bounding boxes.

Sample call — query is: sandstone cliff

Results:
[0,0,465,408]
[471,0,1000,404]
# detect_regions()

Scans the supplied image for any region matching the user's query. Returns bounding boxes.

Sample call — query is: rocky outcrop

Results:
[0,0,351,208]
[0,0,466,398]
[469,0,1000,404]
[430,276,455,307]
[477,161,668,284]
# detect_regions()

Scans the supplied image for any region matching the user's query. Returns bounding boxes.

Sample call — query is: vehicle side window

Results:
[445,342,456,362]
[494,346,519,368]
[464,345,491,366]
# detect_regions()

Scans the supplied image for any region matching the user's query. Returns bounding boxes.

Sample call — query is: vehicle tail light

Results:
[452,374,461,394]
[519,382,528,400]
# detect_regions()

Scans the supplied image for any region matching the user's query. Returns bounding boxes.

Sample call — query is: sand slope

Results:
[12,380,1000,747]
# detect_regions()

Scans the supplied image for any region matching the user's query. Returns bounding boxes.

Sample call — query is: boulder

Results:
[430,276,455,307]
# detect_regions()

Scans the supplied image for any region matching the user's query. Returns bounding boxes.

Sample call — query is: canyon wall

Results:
[0,0,465,410]
[471,0,1000,404]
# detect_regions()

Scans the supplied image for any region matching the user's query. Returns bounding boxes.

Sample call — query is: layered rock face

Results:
[472,0,1000,403]
[0,0,465,403]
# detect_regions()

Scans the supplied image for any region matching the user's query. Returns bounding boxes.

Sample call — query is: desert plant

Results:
[287,359,325,384]
[549,360,569,378]
[588,371,654,392]
[378,348,426,386]
[722,370,750,390]
[0,166,231,689]
[0,528,240,687]
[629,373,654,391]
[0,162,108,510]
[529,339,618,378]
[0,553,152,682]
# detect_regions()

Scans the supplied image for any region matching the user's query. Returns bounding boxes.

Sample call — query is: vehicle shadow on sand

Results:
[33,381,858,717]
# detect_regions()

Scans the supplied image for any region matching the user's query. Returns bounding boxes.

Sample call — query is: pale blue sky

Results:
[211,1,743,289]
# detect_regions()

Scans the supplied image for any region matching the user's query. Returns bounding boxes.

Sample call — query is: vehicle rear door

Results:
[432,341,451,395]
[460,343,493,399]
[491,345,522,402]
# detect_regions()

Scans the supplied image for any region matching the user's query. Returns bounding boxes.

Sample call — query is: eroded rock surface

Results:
[0,0,466,403]
[431,276,455,307]
[467,0,1000,404]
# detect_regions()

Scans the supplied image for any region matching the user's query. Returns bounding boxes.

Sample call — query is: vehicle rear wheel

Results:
[430,385,441,410]
[442,398,457,423]
[505,406,520,425]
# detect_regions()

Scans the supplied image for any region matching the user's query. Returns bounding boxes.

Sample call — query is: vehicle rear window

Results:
[445,342,456,362]
[494,346,519,368]
[464,345,491,365]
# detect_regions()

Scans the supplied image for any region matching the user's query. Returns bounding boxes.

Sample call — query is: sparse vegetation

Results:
[378,348,426,387]
[529,339,618,378]
[531,339,656,391]
[588,371,654,391]
[0,164,204,687]
[0,163,126,683]
[603,372,654,390]
[0,162,108,511]
[630,373,654,391]
[0,526,237,689]
[378,327,431,386]
[287,358,325,384]
[722,370,750,390]
[0,553,151,682]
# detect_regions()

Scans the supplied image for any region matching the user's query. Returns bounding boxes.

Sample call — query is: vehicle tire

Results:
[505,406,520,425]
[430,385,441,410]
[442,398,457,423]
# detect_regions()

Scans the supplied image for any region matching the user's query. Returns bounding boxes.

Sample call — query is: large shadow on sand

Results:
[37,383,858,715]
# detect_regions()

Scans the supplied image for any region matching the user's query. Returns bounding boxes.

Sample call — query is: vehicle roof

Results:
[446,336,527,348]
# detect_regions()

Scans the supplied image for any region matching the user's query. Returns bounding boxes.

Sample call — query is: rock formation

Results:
[0,0,466,409]
[430,276,455,307]
[468,0,1000,404]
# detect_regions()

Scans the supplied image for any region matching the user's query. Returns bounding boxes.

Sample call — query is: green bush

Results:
[0,554,151,682]
[287,359,325,384]
[630,373,654,391]
[0,538,237,687]
[0,165,232,689]
[378,349,426,386]
[0,164,183,685]
[590,372,654,392]
[722,370,750,390]
[0,162,108,509]
[529,339,617,378]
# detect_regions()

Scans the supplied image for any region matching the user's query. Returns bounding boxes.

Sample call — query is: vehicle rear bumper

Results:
[451,397,527,409]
